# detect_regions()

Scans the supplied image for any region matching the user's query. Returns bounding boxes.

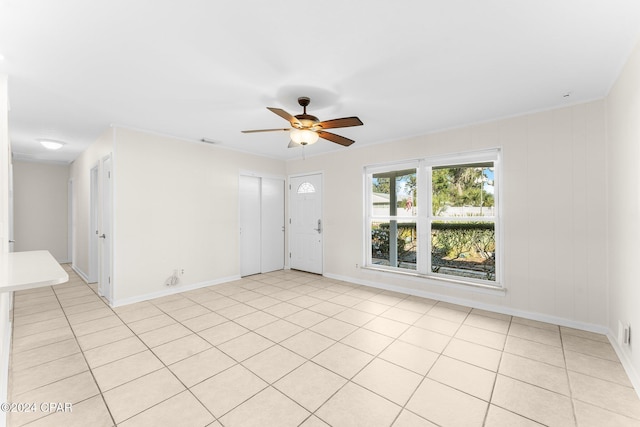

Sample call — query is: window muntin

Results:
[365,150,501,287]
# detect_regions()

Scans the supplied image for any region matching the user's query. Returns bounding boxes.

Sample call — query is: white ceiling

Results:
[1,0,639,163]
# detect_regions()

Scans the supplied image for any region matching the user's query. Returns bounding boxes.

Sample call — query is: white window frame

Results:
[365,160,420,273]
[364,148,502,289]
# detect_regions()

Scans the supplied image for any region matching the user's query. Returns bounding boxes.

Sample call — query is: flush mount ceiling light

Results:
[38,139,65,150]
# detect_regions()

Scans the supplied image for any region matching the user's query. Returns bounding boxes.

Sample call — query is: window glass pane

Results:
[431,221,495,281]
[297,182,315,194]
[432,163,494,217]
[371,221,417,270]
[371,169,417,217]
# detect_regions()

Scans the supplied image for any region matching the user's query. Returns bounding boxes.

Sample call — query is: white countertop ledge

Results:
[0,250,69,292]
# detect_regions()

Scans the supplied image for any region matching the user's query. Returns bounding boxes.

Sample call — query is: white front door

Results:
[289,174,323,274]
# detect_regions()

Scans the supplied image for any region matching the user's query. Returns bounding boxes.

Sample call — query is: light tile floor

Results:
[7,264,640,426]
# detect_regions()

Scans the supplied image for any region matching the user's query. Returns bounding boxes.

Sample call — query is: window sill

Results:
[361,265,506,296]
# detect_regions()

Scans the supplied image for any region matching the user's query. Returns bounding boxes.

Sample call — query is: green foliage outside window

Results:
[432,165,494,216]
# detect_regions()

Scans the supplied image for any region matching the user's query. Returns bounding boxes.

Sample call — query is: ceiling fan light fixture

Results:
[290,128,319,146]
[243,96,362,148]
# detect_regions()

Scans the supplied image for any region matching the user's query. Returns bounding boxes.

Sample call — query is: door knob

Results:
[98,234,106,239]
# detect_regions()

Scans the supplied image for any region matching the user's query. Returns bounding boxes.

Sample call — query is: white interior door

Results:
[261,178,284,273]
[240,176,261,276]
[68,179,73,264]
[7,162,13,253]
[289,174,323,274]
[89,165,99,283]
[100,156,113,302]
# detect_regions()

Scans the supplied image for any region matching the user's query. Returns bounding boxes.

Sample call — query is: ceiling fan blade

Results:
[317,116,363,129]
[241,128,290,133]
[317,131,355,147]
[288,140,302,148]
[267,107,301,127]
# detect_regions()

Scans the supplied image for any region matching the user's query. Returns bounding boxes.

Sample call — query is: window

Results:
[365,149,501,287]
[297,182,316,193]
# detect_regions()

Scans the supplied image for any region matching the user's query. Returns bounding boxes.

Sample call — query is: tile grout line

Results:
[95,272,352,424]
[558,326,579,427]
[382,302,469,427]
[27,282,118,427]
[484,320,548,427]
[83,279,220,426]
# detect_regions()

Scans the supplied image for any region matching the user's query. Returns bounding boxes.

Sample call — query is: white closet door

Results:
[261,178,284,273]
[239,176,261,276]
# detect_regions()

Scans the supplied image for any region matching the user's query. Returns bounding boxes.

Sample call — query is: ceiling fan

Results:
[242,97,363,148]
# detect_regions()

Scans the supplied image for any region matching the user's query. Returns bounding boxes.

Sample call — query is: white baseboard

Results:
[607,332,640,399]
[324,272,608,335]
[111,275,241,308]
[71,264,90,284]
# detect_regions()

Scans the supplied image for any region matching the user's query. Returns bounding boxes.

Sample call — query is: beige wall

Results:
[607,38,640,388]
[12,161,69,262]
[0,74,11,422]
[287,100,607,329]
[69,128,114,280]
[111,128,286,303]
[0,76,8,256]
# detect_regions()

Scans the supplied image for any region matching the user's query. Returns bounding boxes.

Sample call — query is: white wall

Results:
[111,128,285,304]
[286,100,607,330]
[0,74,12,427]
[69,128,113,281]
[607,38,640,389]
[12,161,69,262]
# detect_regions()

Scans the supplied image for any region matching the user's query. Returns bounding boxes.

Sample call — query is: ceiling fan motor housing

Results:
[295,115,319,128]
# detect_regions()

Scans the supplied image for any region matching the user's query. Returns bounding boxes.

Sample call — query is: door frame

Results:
[287,171,324,274]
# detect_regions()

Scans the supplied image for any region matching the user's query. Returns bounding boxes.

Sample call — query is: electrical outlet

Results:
[355,263,359,269]
[618,321,631,345]
[164,269,182,286]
